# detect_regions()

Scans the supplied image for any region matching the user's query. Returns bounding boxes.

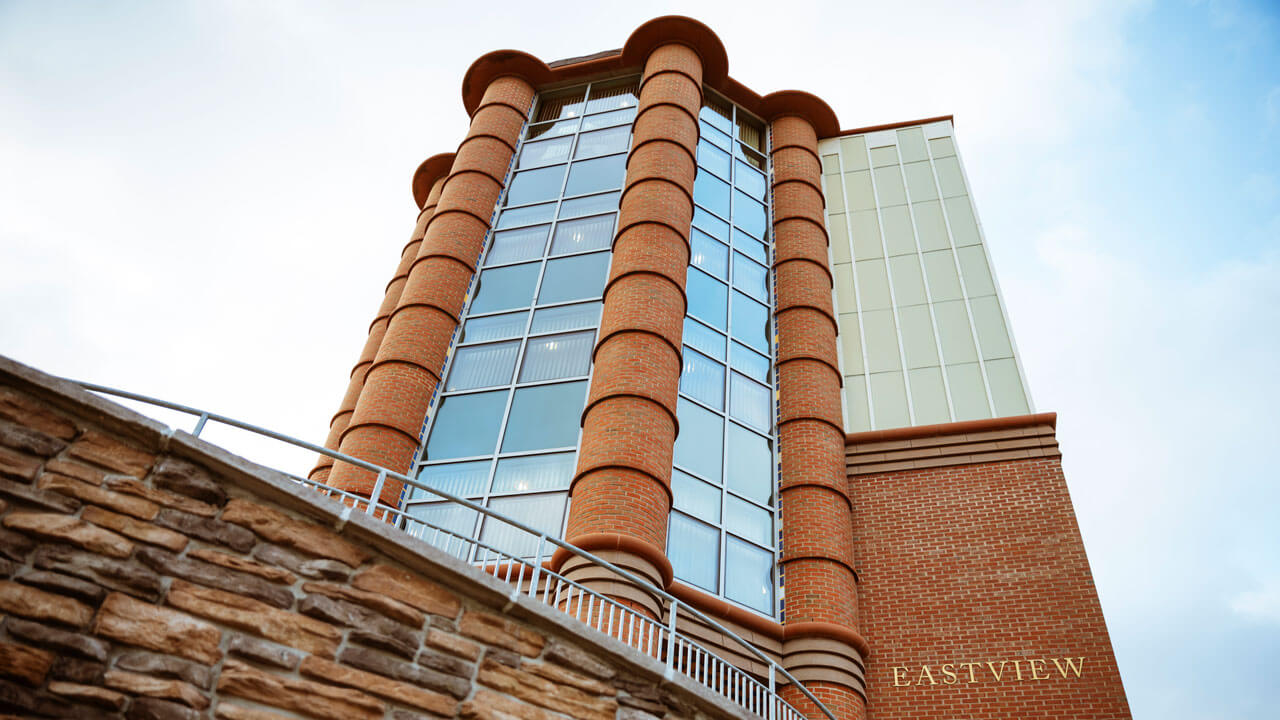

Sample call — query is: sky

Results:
[1,1,1277,717]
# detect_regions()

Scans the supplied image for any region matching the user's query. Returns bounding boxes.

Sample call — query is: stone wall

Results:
[0,355,746,720]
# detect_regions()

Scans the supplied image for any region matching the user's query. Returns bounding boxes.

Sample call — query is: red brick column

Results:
[772,114,868,720]
[328,76,535,505]
[558,44,701,617]
[311,163,451,485]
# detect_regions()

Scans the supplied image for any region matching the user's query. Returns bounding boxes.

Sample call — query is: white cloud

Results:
[1232,577,1280,625]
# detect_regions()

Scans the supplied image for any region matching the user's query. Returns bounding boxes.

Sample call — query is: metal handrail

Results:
[74,380,837,720]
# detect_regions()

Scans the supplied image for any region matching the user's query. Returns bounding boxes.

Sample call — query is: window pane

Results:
[586,78,639,114]
[724,536,773,613]
[550,214,614,255]
[518,136,572,169]
[730,291,769,352]
[536,88,585,122]
[733,230,768,264]
[564,154,626,197]
[574,126,630,159]
[461,311,527,343]
[687,269,727,330]
[497,202,556,229]
[738,144,766,171]
[683,318,725,361]
[680,349,725,410]
[471,263,540,314]
[519,331,594,382]
[412,460,490,501]
[482,493,567,558]
[693,172,730,218]
[507,164,567,206]
[502,381,587,452]
[700,102,733,135]
[693,207,730,242]
[697,140,731,179]
[486,225,550,266]
[582,107,635,130]
[726,423,772,504]
[669,513,719,591]
[733,191,767,239]
[726,495,772,547]
[735,160,767,200]
[491,453,575,494]
[730,342,770,384]
[446,340,519,391]
[733,253,768,302]
[559,191,619,219]
[691,229,727,279]
[531,302,602,334]
[426,390,507,460]
[538,252,609,305]
[674,397,723,481]
[730,372,772,432]
[405,503,479,558]
[526,118,579,140]
[672,470,721,523]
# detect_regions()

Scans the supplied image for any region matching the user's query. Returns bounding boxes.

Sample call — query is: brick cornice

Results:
[846,412,1061,476]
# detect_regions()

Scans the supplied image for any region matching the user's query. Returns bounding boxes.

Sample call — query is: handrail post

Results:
[192,412,209,437]
[366,469,387,515]
[665,599,680,674]
[768,664,777,720]
[529,534,545,596]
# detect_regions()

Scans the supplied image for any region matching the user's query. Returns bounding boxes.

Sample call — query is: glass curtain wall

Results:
[408,78,639,559]
[668,93,779,616]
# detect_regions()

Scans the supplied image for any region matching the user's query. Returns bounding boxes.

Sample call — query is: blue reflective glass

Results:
[501,381,588,453]
[669,512,719,591]
[733,230,768,264]
[497,202,556,229]
[526,118,579,140]
[730,342,770,384]
[699,105,733,136]
[691,229,728,279]
[693,172,730,219]
[558,192,620,219]
[733,191,767,239]
[726,495,771,547]
[425,390,507,460]
[530,302,601,334]
[682,318,725,361]
[672,470,721,523]
[471,263,540,314]
[413,460,490,501]
[581,107,636,130]
[673,397,723,481]
[729,372,772,432]
[518,136,572,169]
[733,253,768,302]
[686,269,727,330]
[486,225,549,265]
[564,154,626,197]
[507,164,567,206]
[574,126,630,159]
[491,453,575,493]
[730,291,769,352]
[406,504,479,558]
[735,160,767,200]
[461,311,526,343]
[538,252,610,305]
[724,536,773,613]
[482,493,567,558]
[693,207,730,242]
[679,348,724,410]
[550,214,613,255]
[726,423,772,504]
[697,140,731,179]
[446,341,519,391]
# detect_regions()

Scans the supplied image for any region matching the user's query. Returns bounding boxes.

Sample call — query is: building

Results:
[306,15,1131,719]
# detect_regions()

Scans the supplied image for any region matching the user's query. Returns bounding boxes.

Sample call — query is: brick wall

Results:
[847,417,1131,719]
[0,355,746,720]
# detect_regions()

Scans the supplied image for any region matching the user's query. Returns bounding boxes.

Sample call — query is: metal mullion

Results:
[762,121,780,618]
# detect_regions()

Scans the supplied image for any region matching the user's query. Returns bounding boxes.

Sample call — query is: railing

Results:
[74,381,836,720]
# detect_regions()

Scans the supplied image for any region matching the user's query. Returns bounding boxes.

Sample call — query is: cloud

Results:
[1232,577,1280,625]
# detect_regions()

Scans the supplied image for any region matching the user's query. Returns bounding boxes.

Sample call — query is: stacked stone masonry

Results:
[0,356,752,720]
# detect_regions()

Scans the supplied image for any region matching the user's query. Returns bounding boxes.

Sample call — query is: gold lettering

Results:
[957,662,979,684]
[917,665,938,685]
[892,666,911,687]
[941,664,958,685]
[1030,659,1049,680]
[1013,660,1023,680]
[986,660,1008,681]
[1053,657,1085,678]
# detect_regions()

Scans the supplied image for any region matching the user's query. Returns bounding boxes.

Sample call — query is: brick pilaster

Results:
[771,114,868,719]
[560,44,702,613]
[311,164,451,484]
[328,76,536,505]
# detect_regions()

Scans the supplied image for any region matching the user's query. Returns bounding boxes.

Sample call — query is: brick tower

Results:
[314,16,1131,720]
